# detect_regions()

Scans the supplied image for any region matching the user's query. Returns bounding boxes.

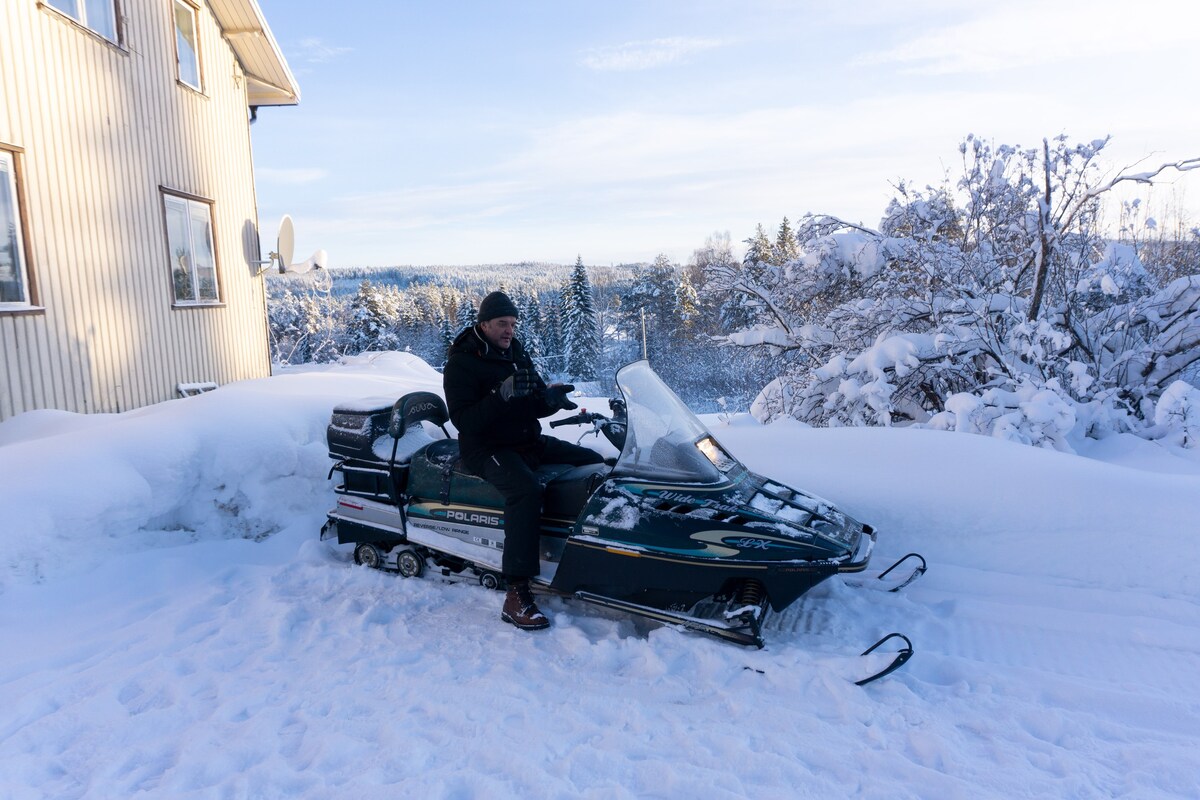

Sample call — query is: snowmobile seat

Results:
[542,463,608,519]
[407,439,498,507]
[387,392,450,441]
[407,439,602,513]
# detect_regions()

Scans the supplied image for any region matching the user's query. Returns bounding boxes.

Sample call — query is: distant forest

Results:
[266,256,777,412]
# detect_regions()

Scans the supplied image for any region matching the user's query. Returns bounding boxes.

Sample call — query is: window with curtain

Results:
[163,192,219,306]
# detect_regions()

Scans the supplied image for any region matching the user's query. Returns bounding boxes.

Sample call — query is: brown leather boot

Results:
[501,580,550,630]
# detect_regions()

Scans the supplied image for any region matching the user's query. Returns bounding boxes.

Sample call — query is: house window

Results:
[173,0,201,90]
[162,192,219,306]
[0,150,33,309]
[45,0,119,43]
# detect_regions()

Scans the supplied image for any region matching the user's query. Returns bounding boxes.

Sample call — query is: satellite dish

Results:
[276,214,295,270]
[282,248,326,275]
[253,214,327,278]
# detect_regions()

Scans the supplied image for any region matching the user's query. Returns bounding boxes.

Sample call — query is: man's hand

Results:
[545,383,578,411]
[498,368,536,402]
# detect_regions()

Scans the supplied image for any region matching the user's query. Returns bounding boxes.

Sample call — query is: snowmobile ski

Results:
[846,552,927,592]
[855,632,914,686]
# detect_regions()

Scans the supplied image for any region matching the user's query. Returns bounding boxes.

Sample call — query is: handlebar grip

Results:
[549,417,574,428]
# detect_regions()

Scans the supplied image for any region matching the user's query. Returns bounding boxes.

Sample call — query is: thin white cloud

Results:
[294,37,353,64]
[256,167,329,185]
[856,0,1191,75]
[326,180,537,234]
[305,82,1200,266]
[580,37,723,71]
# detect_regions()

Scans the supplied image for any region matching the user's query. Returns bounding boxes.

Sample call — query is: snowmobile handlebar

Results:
[549,400,627,450]
[549,410,608,429]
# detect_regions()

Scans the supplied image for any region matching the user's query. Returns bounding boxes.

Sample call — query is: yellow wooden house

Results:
[1,0,299,420]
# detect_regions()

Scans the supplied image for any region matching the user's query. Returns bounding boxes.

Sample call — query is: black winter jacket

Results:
[442,325,557,466]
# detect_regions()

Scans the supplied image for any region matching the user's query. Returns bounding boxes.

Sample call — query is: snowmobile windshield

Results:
[611,360,747,485]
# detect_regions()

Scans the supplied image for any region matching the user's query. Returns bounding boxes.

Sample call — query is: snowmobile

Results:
[321,360,924,685]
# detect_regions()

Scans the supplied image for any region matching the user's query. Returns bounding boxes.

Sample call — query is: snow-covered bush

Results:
[705,134,1200,449]
[1148,380,1200,448]
[927,384,1077,452]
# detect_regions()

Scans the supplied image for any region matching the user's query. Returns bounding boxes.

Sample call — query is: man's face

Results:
[479,316,517,350]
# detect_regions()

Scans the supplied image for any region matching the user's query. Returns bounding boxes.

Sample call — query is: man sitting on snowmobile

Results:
[442,290,604,631]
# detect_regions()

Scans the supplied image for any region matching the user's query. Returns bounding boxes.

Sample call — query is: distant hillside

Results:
[271,262,642,299]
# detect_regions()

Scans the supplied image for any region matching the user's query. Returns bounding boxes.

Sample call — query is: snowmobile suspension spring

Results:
[737,579,766,607]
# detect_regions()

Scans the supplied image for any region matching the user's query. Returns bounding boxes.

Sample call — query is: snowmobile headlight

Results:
[696,435,738,473]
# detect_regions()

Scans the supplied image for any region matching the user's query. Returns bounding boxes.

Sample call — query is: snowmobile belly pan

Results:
[551,536,842,612]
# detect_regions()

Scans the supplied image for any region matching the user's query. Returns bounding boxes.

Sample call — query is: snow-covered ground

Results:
[1,352,1198,799]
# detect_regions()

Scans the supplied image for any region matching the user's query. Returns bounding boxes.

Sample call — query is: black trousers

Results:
[471,436,603,580]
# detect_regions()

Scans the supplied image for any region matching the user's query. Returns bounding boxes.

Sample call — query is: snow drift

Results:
[1,352,1198,798]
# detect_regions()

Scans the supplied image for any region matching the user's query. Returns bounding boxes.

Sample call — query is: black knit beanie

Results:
[478,291,519,322]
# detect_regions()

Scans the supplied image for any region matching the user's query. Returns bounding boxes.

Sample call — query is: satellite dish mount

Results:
[254,215,327,275]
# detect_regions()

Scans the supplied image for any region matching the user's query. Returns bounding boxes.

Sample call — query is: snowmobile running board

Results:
[573,591,915,685]
[573,591,767,648]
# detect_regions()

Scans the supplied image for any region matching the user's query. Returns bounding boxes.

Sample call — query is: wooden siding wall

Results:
[0,0,273,420]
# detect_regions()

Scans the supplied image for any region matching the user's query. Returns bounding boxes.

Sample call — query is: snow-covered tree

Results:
[455,295,477,332]
[774,216,799,264]
[516,289,543,365]
[345,280,401,354]
[267,287,343,364]
[438,315,455,361]
[744,223,775,266]
[706,134,1200,449]
[619,255,679,363]
[674,270,700,335]
[541,291,566,376]
[562,256,601,380]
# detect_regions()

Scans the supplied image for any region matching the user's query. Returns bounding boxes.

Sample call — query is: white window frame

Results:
[173,0,202,91]
[0,150,34,311]
[44,0,120,44]
[162,191,221,307]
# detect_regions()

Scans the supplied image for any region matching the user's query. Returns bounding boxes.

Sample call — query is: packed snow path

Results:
[1,355,1198,798]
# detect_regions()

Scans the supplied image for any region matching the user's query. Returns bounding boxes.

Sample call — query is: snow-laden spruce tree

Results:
[620,254,681,362]
[345,280,402,355]
[454,295,477,332]
[268,285,346,365]
[438,315,455,360]
[704,134,1200,449]
[268,289,308,364]
[541,290,566,376]
[515,288,544,365]
[562,256,601,380]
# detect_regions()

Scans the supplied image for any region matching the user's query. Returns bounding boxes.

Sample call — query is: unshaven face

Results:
[479,316,517,350]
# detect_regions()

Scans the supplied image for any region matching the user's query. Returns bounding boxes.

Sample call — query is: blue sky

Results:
[250,0,1199,268]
